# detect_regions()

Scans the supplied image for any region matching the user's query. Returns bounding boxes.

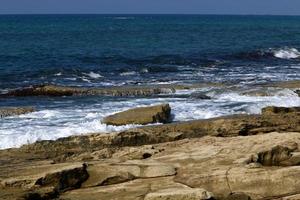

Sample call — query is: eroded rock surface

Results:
[144,188,214,200]
[3,107,300,199]
[102,104,171,125]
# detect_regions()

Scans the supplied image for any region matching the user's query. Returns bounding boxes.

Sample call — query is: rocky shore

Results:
[1,104,300,199]
[2,80,300,200]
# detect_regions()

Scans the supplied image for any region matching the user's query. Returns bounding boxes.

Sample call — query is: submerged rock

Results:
[102,104,171,126]
[0,107,35,118]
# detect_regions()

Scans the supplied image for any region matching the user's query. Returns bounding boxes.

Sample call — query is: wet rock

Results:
[0,107,35,118]
[144,188,214,200]
[1,84,177,97]
[15,106,300,160]
[102,104,171,126]
[190,92,211,99]
[262,106,300,115]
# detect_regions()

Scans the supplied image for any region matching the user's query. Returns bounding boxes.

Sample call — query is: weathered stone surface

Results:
[61,177,191,200]
[0,107,35,118]
[82,161,176,188]
[0,162,88,193]
[4,132,300,199]
[4,106,300,199]
[144,188,214,200]
[102,104,171,125]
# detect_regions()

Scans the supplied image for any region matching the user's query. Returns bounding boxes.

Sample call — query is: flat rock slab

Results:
[102,104,171,125]
[144,188,214,200]
[0,107,35,118]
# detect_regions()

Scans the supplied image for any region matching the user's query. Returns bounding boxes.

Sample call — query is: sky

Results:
[1,0,300,15]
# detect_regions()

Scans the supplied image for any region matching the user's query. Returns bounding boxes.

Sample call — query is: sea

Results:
[1,14,300,149]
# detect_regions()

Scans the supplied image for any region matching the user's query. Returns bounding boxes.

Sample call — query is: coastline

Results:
[2,80,300,199]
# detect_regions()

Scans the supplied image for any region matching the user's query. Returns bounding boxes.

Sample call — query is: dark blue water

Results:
[1,14,300,90]
[2,15,300,149]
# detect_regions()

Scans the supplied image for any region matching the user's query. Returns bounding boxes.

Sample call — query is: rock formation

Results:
[2,107,300,199]
[102,104,171,125]
[0,107,35,118]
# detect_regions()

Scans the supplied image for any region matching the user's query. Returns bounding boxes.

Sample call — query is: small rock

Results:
[0,107,35,118]
[190,92,211,99]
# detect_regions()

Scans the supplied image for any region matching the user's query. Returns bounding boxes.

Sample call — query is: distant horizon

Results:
[1,13,300,16]
[1,0,300,16]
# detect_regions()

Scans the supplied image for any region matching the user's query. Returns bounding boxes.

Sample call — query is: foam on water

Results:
[83,72,103,79]
[1,87,300,149]
[273,48,300,59]
[120,71,138,76]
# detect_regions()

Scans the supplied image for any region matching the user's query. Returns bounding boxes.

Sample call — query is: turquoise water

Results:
[1,15,300,149]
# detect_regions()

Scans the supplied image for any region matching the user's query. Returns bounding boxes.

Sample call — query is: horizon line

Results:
[0,13,300,17]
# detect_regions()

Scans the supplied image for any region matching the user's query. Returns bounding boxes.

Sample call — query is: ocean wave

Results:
[120,71,138,76]
[234,47,300,60]
[83,72,103,79]
[273,48,300,59]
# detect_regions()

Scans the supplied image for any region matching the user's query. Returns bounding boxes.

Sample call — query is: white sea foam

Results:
[273,48,300,59]
[120,71,138,76]
[1,88,300,149]
[83,72,103,79]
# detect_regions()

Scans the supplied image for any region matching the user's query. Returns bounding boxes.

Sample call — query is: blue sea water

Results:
[1,15,300,149]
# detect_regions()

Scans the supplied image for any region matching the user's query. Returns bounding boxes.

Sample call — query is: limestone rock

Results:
[1,163,88,192]
[102,104,171,125]
[144,188,214,200]
[0,107,35,118]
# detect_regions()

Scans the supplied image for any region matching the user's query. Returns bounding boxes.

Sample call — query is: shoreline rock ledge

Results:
[0,107,35,118]
[102,104,171,126]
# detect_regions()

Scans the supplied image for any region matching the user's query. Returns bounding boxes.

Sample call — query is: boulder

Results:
[102,104,171,125]
[0,107,35,118]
